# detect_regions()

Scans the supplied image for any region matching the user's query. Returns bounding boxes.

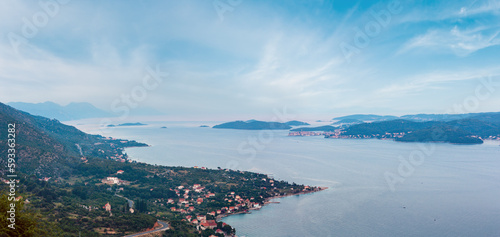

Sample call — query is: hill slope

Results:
[0,102,146,177]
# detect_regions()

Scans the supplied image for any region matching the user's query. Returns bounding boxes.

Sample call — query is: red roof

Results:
[201,220,217,227]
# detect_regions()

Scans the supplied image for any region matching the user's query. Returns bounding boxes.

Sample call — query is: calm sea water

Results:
[73,120,500,237]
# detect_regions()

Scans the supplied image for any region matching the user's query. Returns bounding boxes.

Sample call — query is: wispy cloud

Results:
[396,0,500,24]
[398,25,500,56]
[375,67,500,96]
[1,0,500,118]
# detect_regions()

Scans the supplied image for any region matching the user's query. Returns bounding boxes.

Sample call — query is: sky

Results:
[1,0,500,121]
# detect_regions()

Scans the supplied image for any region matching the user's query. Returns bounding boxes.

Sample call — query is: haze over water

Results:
[76,121,500,237]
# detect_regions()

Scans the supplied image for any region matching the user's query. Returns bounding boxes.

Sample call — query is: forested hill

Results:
[213,120,292,130]
[336,117,500,144]
[0,102,147,177]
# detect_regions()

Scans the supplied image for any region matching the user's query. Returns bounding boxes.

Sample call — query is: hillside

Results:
[0,103,147,177]
[291,125,337,132]
[341,120,439,135]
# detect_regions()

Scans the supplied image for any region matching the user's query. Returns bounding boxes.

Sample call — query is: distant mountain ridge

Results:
[7,101,111,121]
[333,112,500,123]
[7,101,165,121]
[332,114,398,122]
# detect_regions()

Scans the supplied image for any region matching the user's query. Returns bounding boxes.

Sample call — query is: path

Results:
[124,220,169,237]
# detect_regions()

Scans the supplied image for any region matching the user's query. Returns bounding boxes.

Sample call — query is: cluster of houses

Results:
[288,130,343,137]
[288,131,324,136]
[485,135,500,140]
[325,132,406,139]
[289,130,411,139]
[160,183,271,236]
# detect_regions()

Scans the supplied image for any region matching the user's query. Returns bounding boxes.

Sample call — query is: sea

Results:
[70,119,500,237]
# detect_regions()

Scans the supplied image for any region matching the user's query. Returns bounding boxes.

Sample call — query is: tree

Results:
[0,192,51,236]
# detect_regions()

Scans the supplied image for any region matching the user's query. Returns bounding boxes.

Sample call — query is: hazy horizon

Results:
[2,0,500,120]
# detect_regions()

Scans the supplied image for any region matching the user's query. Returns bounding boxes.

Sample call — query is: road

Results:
[124,220,169,237]
[115,194,134,209]
[75,144,83,156]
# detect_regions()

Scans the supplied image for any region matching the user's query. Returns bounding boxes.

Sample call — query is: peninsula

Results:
[0,103,322,236]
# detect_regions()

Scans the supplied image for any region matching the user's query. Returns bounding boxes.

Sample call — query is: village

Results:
[93,167,322,236]
[288,129,407,140]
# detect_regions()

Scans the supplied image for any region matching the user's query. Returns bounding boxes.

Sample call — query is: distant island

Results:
[332,112,498,123]
[332,114,398,122]
[161,126,167,128]
[290,112,500,145]
[107,122,147,127]
[332,118,362,125]
[285,120,310,126]
[325,114,500,144]
[213,120,292,130]
[200,125,210,127]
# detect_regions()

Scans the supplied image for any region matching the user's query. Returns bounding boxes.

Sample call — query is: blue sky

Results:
[1,0,499,120]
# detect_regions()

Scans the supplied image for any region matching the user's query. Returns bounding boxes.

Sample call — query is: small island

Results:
[107,122,147,127]
[213,120,291,130]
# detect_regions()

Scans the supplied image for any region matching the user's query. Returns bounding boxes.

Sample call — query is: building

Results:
[116,170,124,174]
[201,220,217,229]
[106,177,119,184]
[103,202,111,212]
[196,198,204,204]
[197,215,206,222]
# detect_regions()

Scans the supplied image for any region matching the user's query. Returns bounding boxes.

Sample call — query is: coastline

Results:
[217,186,328,221]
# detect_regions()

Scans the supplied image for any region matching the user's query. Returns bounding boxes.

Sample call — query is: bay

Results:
[73,120,500,237]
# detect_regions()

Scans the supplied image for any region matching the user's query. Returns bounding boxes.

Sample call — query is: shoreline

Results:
[217,186,328,221]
